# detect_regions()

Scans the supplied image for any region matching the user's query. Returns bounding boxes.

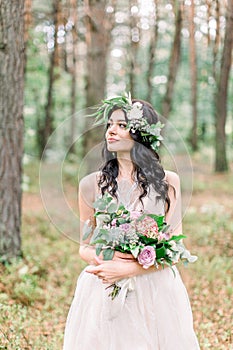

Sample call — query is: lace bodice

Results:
[116,179,165,216]
[79,170,182,239]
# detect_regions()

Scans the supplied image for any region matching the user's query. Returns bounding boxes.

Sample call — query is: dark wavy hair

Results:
[98,99,170,210]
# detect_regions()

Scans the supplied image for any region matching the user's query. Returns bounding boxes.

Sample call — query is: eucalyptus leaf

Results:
[169,235,186,242]
[96,245,103,256]
[131,246,140,258]
[96,214,110,222]
[103,248,114,261]
[90,227,100,242]
[82,220,92,240]
[108,202,118,213]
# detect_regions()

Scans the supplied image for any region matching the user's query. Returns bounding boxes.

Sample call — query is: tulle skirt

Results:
[63,266,200,350]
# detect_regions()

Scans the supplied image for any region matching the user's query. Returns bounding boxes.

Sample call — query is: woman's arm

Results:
[78,174,135,265]
[78,173,99,264]
[86,255,169,284]
[165,170,183,235]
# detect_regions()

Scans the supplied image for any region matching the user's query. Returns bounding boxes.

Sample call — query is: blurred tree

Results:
[214,0,233,172]
[0,0,25,261]
[82,0,114,161]
[84,0,110,107]
[188,0,198,151]
[162,0,183,119]
[128,0,140,97]
[212,0,220,83]
[146,0,159,102]
[37,0,63,156]
[24,0,32,54]
[67,0,79,153]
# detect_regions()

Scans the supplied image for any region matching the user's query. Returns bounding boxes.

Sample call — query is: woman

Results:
[63,95,200,349]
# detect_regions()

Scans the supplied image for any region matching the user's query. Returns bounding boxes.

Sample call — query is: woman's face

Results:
[105,109,134,153]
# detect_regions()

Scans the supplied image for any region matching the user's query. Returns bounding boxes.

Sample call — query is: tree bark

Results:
[162,0,183,119]
[206,0,212,47]
[0,0,25,262]
[146,0,158,102]
[189,0,198,151]
[84,0,109,107]
[24,0,32,45]
[82,0,113,165]
[39,0,62,155]
[215,0,233,172]
[69,0,78,153]
[212,0,220,83]
[128,0,140,97]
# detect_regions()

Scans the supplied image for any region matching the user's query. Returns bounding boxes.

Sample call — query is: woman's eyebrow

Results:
[109,118,126,122]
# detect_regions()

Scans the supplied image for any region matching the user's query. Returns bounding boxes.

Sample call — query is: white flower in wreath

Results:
[128,102,143,120]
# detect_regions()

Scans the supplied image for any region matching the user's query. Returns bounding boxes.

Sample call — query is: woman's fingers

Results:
[86,265,111,283]
[86,265,100,274]
[94,256,103,265]
[86,265,106,281]
[114,251,135,261]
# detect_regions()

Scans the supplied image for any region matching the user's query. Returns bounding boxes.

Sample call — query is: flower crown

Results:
[91,92,164,152]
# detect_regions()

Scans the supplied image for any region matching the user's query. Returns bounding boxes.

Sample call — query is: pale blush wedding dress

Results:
[63,177,200,350]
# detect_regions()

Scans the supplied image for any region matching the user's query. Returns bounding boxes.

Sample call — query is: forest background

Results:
[0,0,233,349]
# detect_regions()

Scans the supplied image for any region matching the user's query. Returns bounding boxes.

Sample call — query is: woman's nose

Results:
[108,123,117,134]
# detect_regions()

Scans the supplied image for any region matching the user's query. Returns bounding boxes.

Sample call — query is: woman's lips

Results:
[107,138,118,143]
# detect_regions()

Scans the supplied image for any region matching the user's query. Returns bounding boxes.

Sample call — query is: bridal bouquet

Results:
[83,193,197,299]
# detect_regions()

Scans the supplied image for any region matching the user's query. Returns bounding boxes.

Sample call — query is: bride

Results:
[63,95,200,350]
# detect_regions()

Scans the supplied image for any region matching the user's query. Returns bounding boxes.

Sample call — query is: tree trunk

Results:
[84,0,109,107]
[24,0,32,72]
[212,0,220,83]
[69,0,78,153]
[206,0,212,47]
[0,0,25,262]
[24,0,32,45]
[162,0,183,119]
[146,0,158,102]
[39,0,62,155]
[189,0,198,151]
[215,0,233,172]
[83,0,112,165]
[128,0,140,97]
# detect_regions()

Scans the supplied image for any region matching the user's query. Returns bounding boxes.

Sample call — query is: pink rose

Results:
[137,246,156,269]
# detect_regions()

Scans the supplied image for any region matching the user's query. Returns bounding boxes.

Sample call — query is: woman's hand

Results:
[113,251,135,262]
[85,256,136,284]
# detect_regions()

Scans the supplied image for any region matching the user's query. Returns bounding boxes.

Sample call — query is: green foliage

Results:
[0,212,84,349]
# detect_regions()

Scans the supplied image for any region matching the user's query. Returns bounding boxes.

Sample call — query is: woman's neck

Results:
[117,154,134,181]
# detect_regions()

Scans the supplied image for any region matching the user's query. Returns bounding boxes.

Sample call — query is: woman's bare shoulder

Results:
[79,171,100,190]
[78,171,101,203]
[164,170,180,197]
[164,170,180,185]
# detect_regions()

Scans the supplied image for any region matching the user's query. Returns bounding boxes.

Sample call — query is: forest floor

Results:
[0,155,233,349]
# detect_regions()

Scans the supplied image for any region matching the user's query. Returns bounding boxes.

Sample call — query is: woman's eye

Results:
[106,123,112,129]
[119,123,127,129]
